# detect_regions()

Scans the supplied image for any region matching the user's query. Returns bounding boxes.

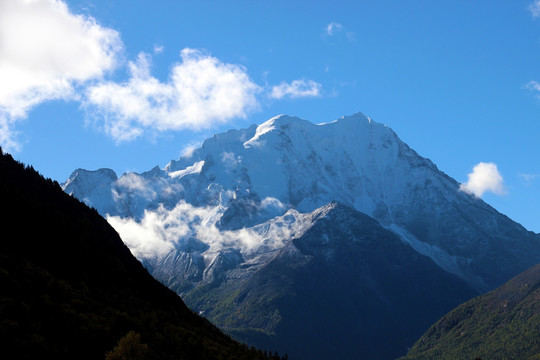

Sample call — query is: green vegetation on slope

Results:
[0,148,281,360]
[401,262,540,360]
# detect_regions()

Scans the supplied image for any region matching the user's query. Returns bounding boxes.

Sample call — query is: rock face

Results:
[63,113,540,359]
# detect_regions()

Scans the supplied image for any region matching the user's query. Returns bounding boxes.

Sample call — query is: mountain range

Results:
[63,113,540,359]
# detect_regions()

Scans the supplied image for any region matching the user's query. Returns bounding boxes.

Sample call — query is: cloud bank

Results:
[0,0,122,150]
[107,199,295,259]
[460,162,505,198]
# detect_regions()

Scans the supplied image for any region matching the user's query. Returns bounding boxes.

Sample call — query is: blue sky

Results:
[2,0,540,232]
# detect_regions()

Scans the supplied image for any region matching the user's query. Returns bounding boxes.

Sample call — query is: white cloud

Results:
[115,173,157,201]
[525,80,540,98]
[325,22,344,36]
[107,202,211,258]
[107,211,176,259]
[529,0,540,18]
[106,196,299,260]
[153,44,164,54]
[460,162,506,198]
[107,201,266,258]
[270,79,322,99]
[0,0,122,151]
[0,118,21,152]
[180,141,202,158]
[525,80,540,90]
[85,49,261,142]
[519,173,538,184]
[261,197,285,211]
[0,0,325,149]
[323,22,355,42]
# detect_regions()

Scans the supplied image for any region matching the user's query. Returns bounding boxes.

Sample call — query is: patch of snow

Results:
[388,224,469,280]
[168,161,205,179]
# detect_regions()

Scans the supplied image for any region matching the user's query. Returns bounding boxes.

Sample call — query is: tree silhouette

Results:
[105,331,149,360]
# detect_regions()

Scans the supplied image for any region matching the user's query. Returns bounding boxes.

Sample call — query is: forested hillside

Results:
[401,262,540,360]
[0,148,280,360]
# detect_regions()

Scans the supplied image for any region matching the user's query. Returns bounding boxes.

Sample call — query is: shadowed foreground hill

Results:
[0,149,278,360]
[401,262,540,360]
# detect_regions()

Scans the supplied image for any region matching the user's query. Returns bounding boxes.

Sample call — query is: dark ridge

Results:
[401,262,540,360]
[0,149,282,360]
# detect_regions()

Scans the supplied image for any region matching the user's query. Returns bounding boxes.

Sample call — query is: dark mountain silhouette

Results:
[401,262,540,360]
[0,148,280,360]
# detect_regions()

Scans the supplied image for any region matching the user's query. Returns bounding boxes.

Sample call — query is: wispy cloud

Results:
[529,0,540,18]
[85,49,261,142]
[0,0,122,151]
[525,80,540,98]
[153,44,164,54]
[460,162,506,198]
[323,22,355,42]
[325,22,344,36]
[519,172,538,185]
[179,141,203,158]
[270,79,322,99]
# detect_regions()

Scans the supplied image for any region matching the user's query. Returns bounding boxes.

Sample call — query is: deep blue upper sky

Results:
[2,0,540,232]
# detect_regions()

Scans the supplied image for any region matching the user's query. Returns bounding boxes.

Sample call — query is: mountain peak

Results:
[64,168,117,185]
[62,168,118,214]
[243,114,312,147]
[65,112,540,293]
[266,114,307,126]
[334,111,371,123]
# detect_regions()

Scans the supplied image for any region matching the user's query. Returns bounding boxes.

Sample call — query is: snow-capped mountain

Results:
[63,113,540,359]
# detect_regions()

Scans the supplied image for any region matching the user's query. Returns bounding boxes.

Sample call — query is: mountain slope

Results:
[0,149,276,360]
[183,202,478,360]
[401,262,540,360]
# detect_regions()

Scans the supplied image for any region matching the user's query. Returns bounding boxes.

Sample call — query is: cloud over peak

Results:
[85,49,261,142]
[460,162,506,198]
